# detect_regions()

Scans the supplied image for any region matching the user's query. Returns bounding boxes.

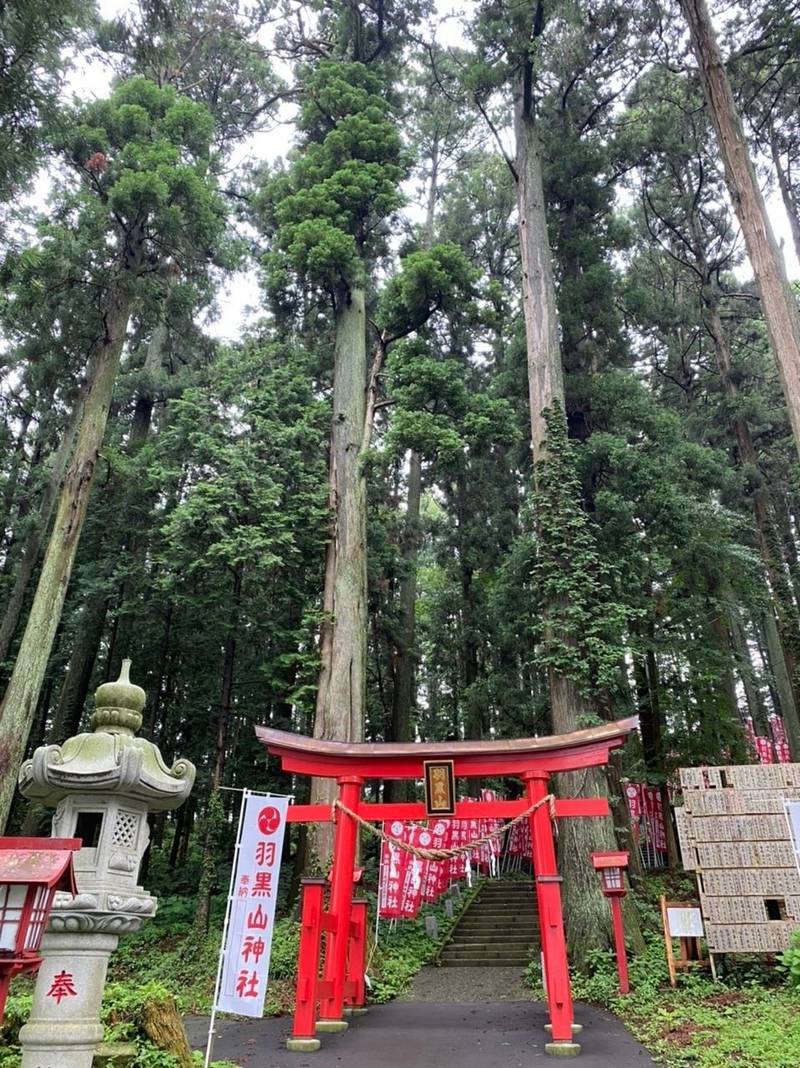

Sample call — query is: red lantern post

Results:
[0,838,80,1024]
[591,851,630,995]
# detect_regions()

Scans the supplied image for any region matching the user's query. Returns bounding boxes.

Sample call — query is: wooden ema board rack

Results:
[677,764,800,955]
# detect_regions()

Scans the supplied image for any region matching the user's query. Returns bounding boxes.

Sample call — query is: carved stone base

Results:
[20,931,119,1068]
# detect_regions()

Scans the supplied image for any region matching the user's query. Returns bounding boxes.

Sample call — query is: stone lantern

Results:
[16,660,195,1068]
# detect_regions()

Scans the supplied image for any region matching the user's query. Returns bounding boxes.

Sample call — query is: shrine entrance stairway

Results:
[439,880,539,968]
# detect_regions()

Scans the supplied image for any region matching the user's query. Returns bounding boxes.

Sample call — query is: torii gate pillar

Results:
[316,776,362,1033]
[524,771,579,1055]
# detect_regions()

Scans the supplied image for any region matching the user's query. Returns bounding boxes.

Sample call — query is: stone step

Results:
[462,909,535,917]
[440,952,534,961]
[474,889,536,899]
[438,883,540,968]
[456,921,539,931]
[457,915,538,923]
[444,938,537,949]
[479,884,534,891]
[442,944,536,952]
[470,903,535,910]
[459,912,538,921]
[451,934,537,946]
[466,904,537,911]
[470,898,537,905]
[463,905,537,912]
[437,961,529,969]
[479,886,534,892]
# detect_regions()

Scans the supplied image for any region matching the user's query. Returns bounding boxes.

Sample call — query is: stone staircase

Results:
[439,880,539,968]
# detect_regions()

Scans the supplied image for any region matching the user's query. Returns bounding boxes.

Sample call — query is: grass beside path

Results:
[524,873,800,1068]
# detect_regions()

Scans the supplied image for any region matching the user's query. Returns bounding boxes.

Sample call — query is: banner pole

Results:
[204,788,250,1068]
[374,838,382,946]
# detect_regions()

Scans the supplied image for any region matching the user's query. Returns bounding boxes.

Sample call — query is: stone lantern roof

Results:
[18,660,195,810]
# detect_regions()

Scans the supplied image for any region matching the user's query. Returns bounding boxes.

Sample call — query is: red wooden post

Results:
[287,878,326,1052]
[345,898,368,1010]
[523,771,580,1055]
[286,880,326,1046]
[610,896,629,995]
[318,775,362,1031]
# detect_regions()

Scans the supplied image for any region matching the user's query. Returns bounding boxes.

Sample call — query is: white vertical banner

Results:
[214,791,289,1017]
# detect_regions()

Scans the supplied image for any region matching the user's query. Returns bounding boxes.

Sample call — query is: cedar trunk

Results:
[704,305,800,755]
[311,286,368,862]
[513,67,634,964]
[768,129,800,265]
[679,0,800,459]
[0,397,85,668]
[386,449,422,804]
[0,267,138,829]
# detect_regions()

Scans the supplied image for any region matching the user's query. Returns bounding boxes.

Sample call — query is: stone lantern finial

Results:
[91,658,146,735]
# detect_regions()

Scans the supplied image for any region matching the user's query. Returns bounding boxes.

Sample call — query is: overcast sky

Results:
[65,1,800,342]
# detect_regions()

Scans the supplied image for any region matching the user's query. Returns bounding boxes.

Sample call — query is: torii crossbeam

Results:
[256,716,638,1058]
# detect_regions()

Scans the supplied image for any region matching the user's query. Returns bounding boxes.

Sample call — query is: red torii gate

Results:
[256,715,638,1058]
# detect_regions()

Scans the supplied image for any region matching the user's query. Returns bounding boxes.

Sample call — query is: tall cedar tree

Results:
[0,78,224,828]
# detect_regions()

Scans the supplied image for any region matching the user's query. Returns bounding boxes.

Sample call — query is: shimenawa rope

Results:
[331,793,555,860]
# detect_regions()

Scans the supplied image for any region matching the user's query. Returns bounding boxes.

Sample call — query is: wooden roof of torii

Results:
[255,716,639,780]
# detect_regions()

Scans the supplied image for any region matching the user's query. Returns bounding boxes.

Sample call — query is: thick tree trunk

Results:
[679,0,800,459]
[48,594,109,742]
[729,599,769,731]
[0,397,84,668]
[384,144,439,800]
[769,129,800,265]
[311,286,368,862]
[0,264,138,829]
[392,450,422,739]
[704,305,800,756]
[762,607,800,749]
[102,284,175,680]
[515,76,564,469]
[707,594,748,757]
[385,449,422,803]
[513,64,637,965]
[456,467,483,751]
[194,566,242,934]
[0,410,32,552]
[212,565,242,792]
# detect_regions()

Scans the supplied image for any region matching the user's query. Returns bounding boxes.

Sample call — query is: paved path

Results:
[187,1001,657,1067]
[402,964,530,1001]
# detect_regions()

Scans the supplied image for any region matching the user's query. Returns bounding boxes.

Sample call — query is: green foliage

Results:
[524,884,800,1068]
[259,59,406,298]
[0,0,91,203]
[95,1,285,151]
[66,75,224,257]
[0,987,32,1063]
[778,928,800,989]
[377,244,478,338]
[532,404,630,695]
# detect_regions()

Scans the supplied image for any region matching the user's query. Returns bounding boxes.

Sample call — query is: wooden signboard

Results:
[423,760,456,816]
[660,897,715,986]
[676,764,800,957]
